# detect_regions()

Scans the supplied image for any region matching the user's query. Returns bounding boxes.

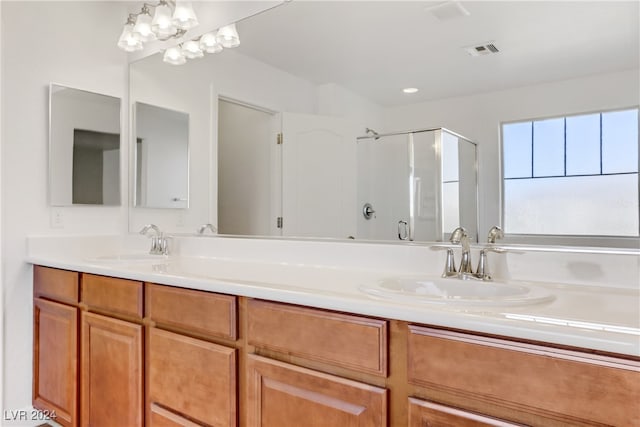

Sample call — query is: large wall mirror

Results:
[129,1,639,246]
[49,84,121,206]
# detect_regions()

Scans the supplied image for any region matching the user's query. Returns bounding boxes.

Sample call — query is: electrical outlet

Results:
[50,208,64,228]
[177,212,186,227]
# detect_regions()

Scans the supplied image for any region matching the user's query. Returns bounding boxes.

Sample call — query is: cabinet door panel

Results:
[246,355,387,427]
[409,398,524,427]
[148,328,236,427]
[33,298,78,427]
[81,312,142,427]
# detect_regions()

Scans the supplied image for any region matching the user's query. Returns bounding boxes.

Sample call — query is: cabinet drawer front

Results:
[81,274,143,319]
[409,398,523,427]
[408,325,640,426]
[248,299,387,376]
[33,298,78,427]
[34,266,79,305]
[148,328,236,427]
[149,404,202,427]
[146,284,237,340]
[246,355,387,427]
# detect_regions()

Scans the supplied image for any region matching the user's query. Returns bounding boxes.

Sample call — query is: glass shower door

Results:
[357,133,411,240]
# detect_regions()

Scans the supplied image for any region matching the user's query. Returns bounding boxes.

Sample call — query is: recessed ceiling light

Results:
[403,87,419,94]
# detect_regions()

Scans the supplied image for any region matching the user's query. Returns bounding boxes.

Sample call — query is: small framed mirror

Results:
[49,84,121,206]
[133,102,189,209]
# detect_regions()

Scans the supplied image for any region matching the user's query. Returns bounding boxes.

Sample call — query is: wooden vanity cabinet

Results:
[145,283,238,427]
[80,274,144,427]
[80,312,143,427]
[246,299,389,427]
[34,266,640,427]
[407,325,640,427]
[408,398,523,427]
[33,266,80,427]
[246,355,387,427]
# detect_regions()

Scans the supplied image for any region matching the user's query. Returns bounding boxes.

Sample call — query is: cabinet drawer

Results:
[148,328,236,427]
[408,325,640,426]
[34,266,79,305]
[246,355,387,427]
[149,404,201,427]
[409,398,523,427]
[248,299,387,376]
[146,284,237,340]
[81,274,143,319]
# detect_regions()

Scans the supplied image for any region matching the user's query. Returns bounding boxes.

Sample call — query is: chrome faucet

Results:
[139,224,169,255]
[197,223,218,235]
[442,226,505,281]
[475,226,504,281]
[448,226,474,278]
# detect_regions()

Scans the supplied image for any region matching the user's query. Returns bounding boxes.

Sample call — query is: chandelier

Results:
[117,0,241,65]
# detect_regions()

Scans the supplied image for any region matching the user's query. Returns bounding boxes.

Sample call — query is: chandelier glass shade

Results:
[118,1,241,65]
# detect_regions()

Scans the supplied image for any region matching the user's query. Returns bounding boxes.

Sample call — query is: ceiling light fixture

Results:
[403,87,419,94]
[118,1,241,65]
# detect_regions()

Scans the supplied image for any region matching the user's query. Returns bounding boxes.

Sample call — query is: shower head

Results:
[365,128,380,140]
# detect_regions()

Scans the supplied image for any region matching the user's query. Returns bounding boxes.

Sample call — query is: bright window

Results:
[502,108,639,237]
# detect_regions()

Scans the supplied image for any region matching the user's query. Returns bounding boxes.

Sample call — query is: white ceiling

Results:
[234,1,639,106]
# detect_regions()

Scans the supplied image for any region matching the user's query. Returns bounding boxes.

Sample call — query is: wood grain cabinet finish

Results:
[33,298,78,427]
[148,404,202,427]
[408,325,640,426]
[147,327,237,427]
[246,355,387,427]
[247,299,387,376]
[34,265,79,305]
[81,311,143,427]
[408,398,524,427]
[146,283,237,340]
[81,274,143,320]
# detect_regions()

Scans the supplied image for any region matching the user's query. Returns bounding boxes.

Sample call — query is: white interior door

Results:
[281,113,357,238]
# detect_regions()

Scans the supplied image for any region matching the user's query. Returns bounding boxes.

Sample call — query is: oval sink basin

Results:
[87,253,169,264]
[359,277,554,307]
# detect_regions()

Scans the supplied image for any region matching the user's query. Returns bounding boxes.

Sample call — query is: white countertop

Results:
[26,235,640,358]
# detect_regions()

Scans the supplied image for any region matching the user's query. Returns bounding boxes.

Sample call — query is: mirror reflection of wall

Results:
[134,102,189,209]
[218,99,278,236]
[129,1,638,246]
[49,84,121,206]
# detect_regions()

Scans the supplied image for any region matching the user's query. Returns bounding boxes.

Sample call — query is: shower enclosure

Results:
[357,128,478,242]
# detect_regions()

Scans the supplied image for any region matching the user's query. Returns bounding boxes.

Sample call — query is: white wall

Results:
[1,1,129,413]
[316,82,385,134]
[0,0,4,413]
[383,68,640,244]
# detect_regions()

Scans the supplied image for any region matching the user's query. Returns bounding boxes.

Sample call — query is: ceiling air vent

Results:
[464,42,500,57]
[425,1,470,21]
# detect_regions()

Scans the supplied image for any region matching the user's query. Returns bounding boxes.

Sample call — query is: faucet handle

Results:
[487,226,504,244]
[140,224,161,237]
[197,223,218,235]
[442,248,458,278]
